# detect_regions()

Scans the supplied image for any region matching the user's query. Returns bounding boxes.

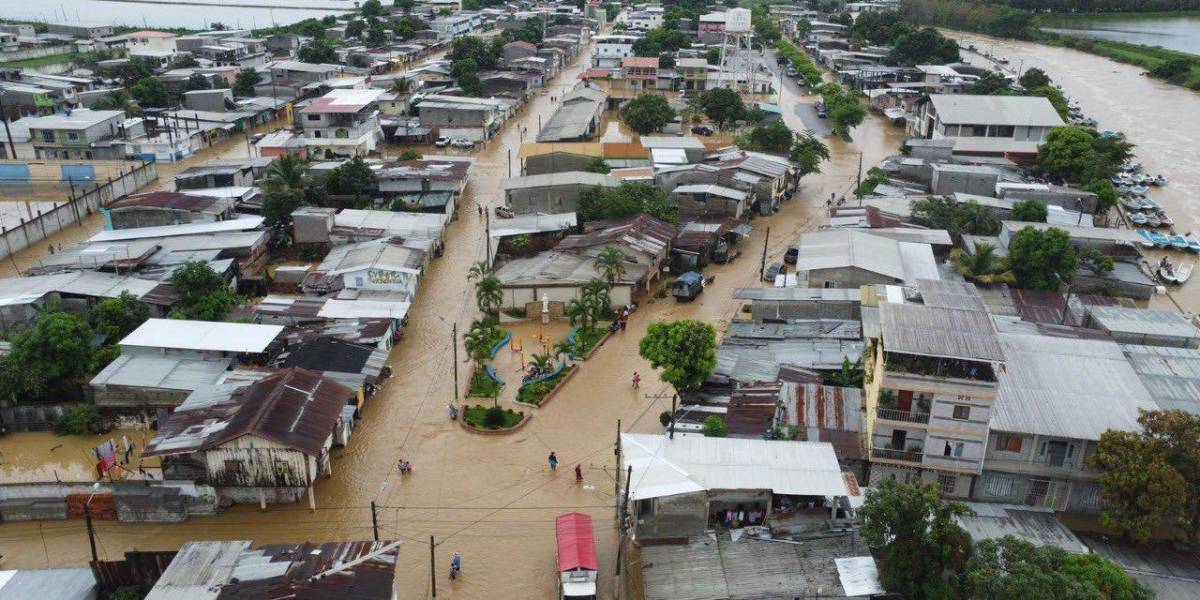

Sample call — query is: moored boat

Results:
[1169,235,1190,251]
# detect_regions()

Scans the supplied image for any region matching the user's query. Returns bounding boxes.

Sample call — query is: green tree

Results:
[1018,66,1051,89]
[1007,226,1077,290]
[910,196,999,238]
[130,77,169,108]
[361,0,383,17]
[577,182,678,224]
[394,0,415,12]
[11,311,97,384]
[701,415,727,437]
[261,155,310,226]
[698,87,745,129]
[1028,85,1070,120]
[818,83,866,137]
[638,320,717,393]
[825,357,863,387]
[951,243,1015,285]
[859,480,973,600]
[168,261,239,321]
[0,355,46,407]
[448,35,498,69]
[366,24,389,48]
[475,275,503,315]
[54,403,101,436]
[173,55,199,68]
[346,19,366,38]
[1149,58,1192,83]
[464,317,498,370]
[705,47,721,65]
[1011,199,1048,222]
[848,10,909,45]
[90,90,139,116]
[968,70,1013,95]
[789,131,830,177]
[619,93,675,135]
[232,67,263,96]
[1036,126,1130,184]
[884,27,960,66]
[966,535,1151,600]
[631,27,691,57]
[185,73,211,91]
[297,39,337,63]
[393,15,427,39]
[593,246,626,285]
[584,156,610,174]
[742,122,793,154]
[91,292,150,343]
[325,156,377,206]
[1084,179,1119,214]
[829,12,854,26]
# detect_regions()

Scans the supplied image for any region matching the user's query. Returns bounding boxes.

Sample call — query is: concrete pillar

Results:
[258,488,266,511]
[308,486,316,511]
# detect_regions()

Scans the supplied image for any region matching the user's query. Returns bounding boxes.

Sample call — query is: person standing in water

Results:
[548,451,559,471]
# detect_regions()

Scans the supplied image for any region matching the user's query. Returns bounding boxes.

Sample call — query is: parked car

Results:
[494,205,514,218]
[784,247,798,265]
[786,67,798,77]
[450,138,474,149]
[691,125,714,136]
[816,106,828,119]
[434,136,451,147]
[671,272,705,302]
[763,262,784,282]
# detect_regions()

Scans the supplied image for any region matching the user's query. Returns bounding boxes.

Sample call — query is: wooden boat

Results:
[1170,235,1190,251]
[1175,264,1193,284]
[1136,229,1157,248]
[1145,214,1161,228]
[1160,265,1178,284]
[1129,212,1148,225]
[1131,185,1150,195]
[1148,231,1171,247]
[1153,175,1168,186]
[1157,212,1174,227]
[1121,161,1142,172]
[1187,238,1200,253]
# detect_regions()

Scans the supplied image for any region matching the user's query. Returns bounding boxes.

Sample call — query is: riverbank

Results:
[1039,9,1200,23]
[1031,30,1200,89]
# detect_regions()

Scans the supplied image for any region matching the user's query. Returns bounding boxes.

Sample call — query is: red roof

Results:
[621,56,659,69]
[555,513,597,572]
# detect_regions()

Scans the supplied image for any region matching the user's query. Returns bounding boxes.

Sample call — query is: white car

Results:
[434,136,450,147]
[450,138,474,149]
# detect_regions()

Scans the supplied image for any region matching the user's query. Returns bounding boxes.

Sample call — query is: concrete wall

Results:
[500,283,632,310]
[524,152,593,176]
[803,266,896,289]
[930,167,998,197]
[506,182,598,214]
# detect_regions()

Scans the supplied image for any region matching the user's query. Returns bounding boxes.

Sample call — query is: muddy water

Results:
[0,41,902,600]
[950,31,1200,314]
[0,428,156,483]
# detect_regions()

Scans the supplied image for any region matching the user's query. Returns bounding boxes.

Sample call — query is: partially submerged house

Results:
[104,190,236,229]
[792,229,939,288]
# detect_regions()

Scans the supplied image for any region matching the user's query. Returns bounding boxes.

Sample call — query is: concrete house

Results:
[144,368,356,507]
[24,109,127,159]
[536,86,608,142]
[908,94,1065,159]
[792,229,940,289]
[502,171,620,214]
[300,88,384,159]
[105,190,236,229]
[591,34,638,68]
[301,237,428,300]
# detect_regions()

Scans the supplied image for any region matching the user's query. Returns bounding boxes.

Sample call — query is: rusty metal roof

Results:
[724,381,780,436]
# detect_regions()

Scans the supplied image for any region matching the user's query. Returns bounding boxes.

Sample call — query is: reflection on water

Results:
[1044,15,1200,56]
[7,0,349,29]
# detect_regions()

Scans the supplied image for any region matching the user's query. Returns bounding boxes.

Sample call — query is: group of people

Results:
[547,452,584,482]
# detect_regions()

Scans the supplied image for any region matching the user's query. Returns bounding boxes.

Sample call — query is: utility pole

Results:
[759,226,770,280]
[0,93,16,159]
[429,536,437,599]
[854,151,863,205]
[451,323,459,399]
[614,419,621,519]
[614,464,633,600]
[485,210,491,266]
[507,148,512,177]
[371,501,379,542]
[84,503,98,562]
[669,394,677,440]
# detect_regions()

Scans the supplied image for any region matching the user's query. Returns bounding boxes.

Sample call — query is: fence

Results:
[0,159,158,261]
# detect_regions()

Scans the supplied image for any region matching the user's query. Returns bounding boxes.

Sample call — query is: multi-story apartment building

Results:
[301,89,385,159]
[24,109,128,159]
[864,283,1004,498]
[591,34,638,69]
[626,6,664,30]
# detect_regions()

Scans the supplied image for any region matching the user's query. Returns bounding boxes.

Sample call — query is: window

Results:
[952,405,970,420]
[937,473,957,494]
[954,442,964,457]
[223,459,244,474]
[990,125,1015,138]
[306,114,321,121]
[943,441,964,457]
[40,130,55,142]
[994,434,1023,453]
[67,132,79,141]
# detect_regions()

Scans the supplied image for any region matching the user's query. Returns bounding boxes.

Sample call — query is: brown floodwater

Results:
[0,39,906,600]
[951,31,1200,314]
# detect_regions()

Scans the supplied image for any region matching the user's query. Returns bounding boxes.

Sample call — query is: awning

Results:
[556,513,598,572]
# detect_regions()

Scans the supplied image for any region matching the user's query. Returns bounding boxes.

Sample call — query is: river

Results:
[951,30,1200,314]
[7,0,352,30]
[1043,14,1200,56]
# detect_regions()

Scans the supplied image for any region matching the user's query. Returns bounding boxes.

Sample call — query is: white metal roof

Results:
[89,215,264,242]
[620,433,849,501]
[794,229,938,283]
[489,212,577,238]
[673,184,747,201]
[120,319,284,353]
[318,298,411,320]
[927,94,1065,127]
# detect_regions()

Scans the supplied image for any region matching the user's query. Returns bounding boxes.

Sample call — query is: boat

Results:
[1130,185,1150,195]
[1170,235,1190,251]
[1161,265,1179,284]
[1132,173,1147,184]
[1135,229,1157,248]
[1121,162,1142,172]
[1175,264,1193,284]
[1129,212,1148,225]
[1145,230,1170,247]
[1153,175,1168,186]
[1111,175,1127,185]
[1157,212,1174,227]
[1188,238,1200,253]
[1146,214,1161,228]
[1141,197,1160,210]
[1117,185,1132,195]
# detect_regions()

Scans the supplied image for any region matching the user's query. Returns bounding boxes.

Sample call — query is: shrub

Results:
[468,368,501,398]
[483,405,507,428]
[659,411,672,427]
[55,404,101,436]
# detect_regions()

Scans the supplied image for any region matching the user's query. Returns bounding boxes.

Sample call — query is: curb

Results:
[458,410,531,435]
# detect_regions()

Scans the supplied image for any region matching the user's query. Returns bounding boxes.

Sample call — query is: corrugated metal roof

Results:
[0,568,96,600]
[489,212,577,238]
[145,540,249,600]
[956,503,1088,553]
[334,208,447,239]
[731,287,861,301]
[536,97,604,142]
[89,216,264,242]
[0,271,162,307]
[121,319,284,354]
[622,433,848,501]
[992,331,1156,440]
[1121,344,1200,414]
[794,229,938,283]
[916,279,987,312]
[928,94,1064,127]
[1087,306,1200,341]
[90,354,231,391]
[880,303,1003,362]
[715,339,865,383]
[727,319,862,341]
[673,184,747,200]
[501,171,619,191]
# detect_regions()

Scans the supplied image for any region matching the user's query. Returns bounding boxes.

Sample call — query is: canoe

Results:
[1188,238,1200,253]
[1147,231,1171,247]
[1131,185,1150,195]
[1170,235,1190,251]
[1153,175,1168,186]
[1136,229,1157,248]
[1160,266,1178,284]
[1130,213,1148,225]
[1146,215,1161,228]
[1176,264,1194,284]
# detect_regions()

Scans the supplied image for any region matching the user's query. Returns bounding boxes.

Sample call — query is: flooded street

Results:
[0,40,904,599]
[949,31,1200,314]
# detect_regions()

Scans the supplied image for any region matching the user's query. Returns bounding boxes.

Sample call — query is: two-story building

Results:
[591,34,638,69]
[300,88,384,159]
[907,94,1065,160]
[620,56,659,91]
[24,109,127,159]
[865,281,1004,498]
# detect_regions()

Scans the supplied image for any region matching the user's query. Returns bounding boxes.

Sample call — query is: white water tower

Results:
[720,7,755,95]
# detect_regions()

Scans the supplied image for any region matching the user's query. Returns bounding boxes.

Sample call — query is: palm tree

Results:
[529,352,554,374]
[566,297,597,332]
[959,201,1000,236]
[552,339,574,362]
[467,260,490,282]
[391,77,411,94]
[475,275,503,315]
[593,246,626,286]
[463,319,493,369]
[263,155,309,197]
[951,244,1015,286]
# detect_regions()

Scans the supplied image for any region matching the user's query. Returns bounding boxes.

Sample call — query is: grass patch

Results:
[516,365,575,407]
[574,326,608,356]
[0,52,90,69]
[463,404,524,430]
[468,367,501,398]
[1031,30,1200,89]
[1039,10,1200,24]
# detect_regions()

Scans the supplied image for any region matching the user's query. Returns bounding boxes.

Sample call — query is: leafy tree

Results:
[451,58,483,97]
[184,73,211,91]
[951,243,1015,285]
[705,47,721,65]
[297,39,337,64]
[910,196,999,239]
[168,261,238,321]
[968,70,1013,95]
[92,292,151,343]
[701,415,727,437]
[1079,248,1114,275]
[366,24,389,48]
[632,27,691,56]
[657,53,676,70]
[885,27,959,66]
[173,54,200,68]
[464,317,499,370]
[577,182,678,224]
[1007,226,1077,290]
[172,288,240,321]
[859,480,973,600]
[298,19,328,38]
[965,535,1151,600]
[751,4,781,45]
[1149,58,1192,83]
[1084,179,1119,214]
[0,355,46,407]
[855,166,889,197]
[449,35,498,69]
[394,0,415,11]
[346,19,366,38]
[593,246,626,285]
[90,89,139,116]
[232,68,263,97]
[848,10,909,45]
[817,83,865,137]
[393,15,427,39]
[619,93,675,135]
[829,12,854,26]
[1090,409,1200,543]
[638,320,717,393]
[584,156,610,174]
[361,0,383,17]
[54,403,101,436]
[789,131,830,177]
[130,77,169,108]
[11,311,97,384]
[397,149,422,161]
[1036,126,1131,184]
[325,156,377,206]
[475,275,503,315]
[1011,199,1048,223]
[825,357,863,387]
[742,122,793,154]
[467,260,490,282]
[1018,66,1051,89]
[1028,85,1069,120]
[698,87,746,129]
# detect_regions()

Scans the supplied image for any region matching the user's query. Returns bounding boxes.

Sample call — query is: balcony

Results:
[884,353,996,383]
[876,407,930,425]
[984,455,1095,479]
[871,446,923,463]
